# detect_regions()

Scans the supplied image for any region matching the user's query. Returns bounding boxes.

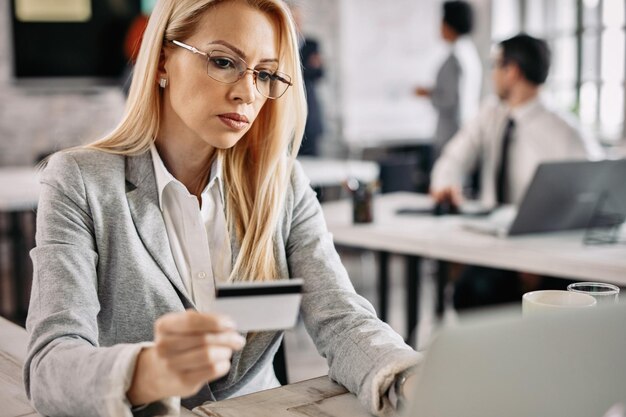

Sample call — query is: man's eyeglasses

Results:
[171,40,292,99]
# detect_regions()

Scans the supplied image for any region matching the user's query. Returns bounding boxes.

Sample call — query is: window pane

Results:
[602,0,625,29]
[554,87,577,112]
[583,0,600,28]
[551,36,577,83]
[600,83,624,139]
[554,0,577,33]
[601,29,625,81]
[580,81,598,125]
[542,81,576,111]
[524,0,546,35]
[492,0,520,40]
[581,30,599,81]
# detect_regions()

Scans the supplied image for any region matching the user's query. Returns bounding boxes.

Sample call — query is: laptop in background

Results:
[463,159,626,236]
[402,303,626,417]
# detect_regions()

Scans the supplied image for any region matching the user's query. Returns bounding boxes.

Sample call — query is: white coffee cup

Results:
[522,290,597,317]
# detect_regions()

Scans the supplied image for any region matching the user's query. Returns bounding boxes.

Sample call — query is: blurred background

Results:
[0,0,623,166]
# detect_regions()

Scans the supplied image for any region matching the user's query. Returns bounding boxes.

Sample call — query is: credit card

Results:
[211,279,303,332]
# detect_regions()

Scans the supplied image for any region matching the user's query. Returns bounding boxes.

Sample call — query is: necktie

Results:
[496,118,515,205]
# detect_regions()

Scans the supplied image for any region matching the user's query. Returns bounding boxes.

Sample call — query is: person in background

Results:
[430,33,603,310]
[24,1,420,416]
[415,0,482,162]
[291,3,325,156]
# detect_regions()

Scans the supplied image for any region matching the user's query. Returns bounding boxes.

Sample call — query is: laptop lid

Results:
[508,159,626,236]
[403,303,626,417]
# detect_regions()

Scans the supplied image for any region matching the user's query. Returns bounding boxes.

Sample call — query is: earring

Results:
[159,78,168,88]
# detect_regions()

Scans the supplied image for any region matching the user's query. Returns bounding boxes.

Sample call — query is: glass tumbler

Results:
[567,282,620,306]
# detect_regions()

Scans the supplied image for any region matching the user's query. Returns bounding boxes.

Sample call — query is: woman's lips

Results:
[218,113,249,130]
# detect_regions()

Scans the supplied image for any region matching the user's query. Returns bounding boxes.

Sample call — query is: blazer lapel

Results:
[125,152,194,307]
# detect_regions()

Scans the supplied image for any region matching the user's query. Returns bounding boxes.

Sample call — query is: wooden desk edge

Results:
[193,376,353,416]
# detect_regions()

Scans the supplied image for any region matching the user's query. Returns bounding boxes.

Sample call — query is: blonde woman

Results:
[24,1,420,416]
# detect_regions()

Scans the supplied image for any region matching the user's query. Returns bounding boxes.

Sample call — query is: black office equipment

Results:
[9,0,142,85]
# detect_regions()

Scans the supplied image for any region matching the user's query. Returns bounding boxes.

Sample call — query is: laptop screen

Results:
[403,304,626,417]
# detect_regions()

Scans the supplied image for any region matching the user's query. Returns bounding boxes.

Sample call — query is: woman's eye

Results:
[256,70,273,82]
[211,57,235,69]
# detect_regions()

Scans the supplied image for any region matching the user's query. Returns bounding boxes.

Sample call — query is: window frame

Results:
[494,0,626,143]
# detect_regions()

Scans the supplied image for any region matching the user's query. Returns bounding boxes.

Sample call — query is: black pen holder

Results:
[348,179,374,224]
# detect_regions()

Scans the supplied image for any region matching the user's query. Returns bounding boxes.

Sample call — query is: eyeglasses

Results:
[171,40,292,99]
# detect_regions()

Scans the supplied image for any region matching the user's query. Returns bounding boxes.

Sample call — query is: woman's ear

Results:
[157,46,169,84]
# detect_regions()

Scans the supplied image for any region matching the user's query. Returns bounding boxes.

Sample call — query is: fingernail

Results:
[221,317,236,329]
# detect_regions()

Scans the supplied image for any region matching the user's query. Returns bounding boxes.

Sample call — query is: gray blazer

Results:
[24,149,419,417]
[431,52,462,158]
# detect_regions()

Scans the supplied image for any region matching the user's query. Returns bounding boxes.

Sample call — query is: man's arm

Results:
[430,99,492,203]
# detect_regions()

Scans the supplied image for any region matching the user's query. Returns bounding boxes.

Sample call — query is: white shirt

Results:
[151,146,283,396]
[150,145,232,311]
[431,96,604,208]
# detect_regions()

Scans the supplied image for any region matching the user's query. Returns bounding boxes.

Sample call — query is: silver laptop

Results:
[463,159,626,236]
[402,303,626,417]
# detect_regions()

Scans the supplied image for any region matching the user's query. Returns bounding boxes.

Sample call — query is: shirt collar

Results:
[451,36,469,52]
[509,96,542,123]
[150,144,225,211]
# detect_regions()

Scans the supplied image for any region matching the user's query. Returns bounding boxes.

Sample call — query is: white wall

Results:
[302,0,494,156]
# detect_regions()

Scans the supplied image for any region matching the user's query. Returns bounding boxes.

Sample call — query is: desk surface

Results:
[0,317,40,417]
[322,192,626,285]
[298,157,379,188]
[194,376,368,417]
[0,167,40,211]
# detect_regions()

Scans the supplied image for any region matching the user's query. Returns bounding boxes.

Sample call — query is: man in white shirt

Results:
[431,33,602,209]
[430,33,603,310]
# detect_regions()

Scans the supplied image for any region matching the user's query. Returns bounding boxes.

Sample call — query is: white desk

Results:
[323,193,626,282]
[0,167,40,321]
[298,157,379,188]
[0,317,40,417]
[0,167,40,212]
[322,193,626,341]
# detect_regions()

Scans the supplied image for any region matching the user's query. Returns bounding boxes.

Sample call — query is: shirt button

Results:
[197,271,207,279]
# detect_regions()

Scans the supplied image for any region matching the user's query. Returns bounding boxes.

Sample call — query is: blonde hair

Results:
[88,0,306,282]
